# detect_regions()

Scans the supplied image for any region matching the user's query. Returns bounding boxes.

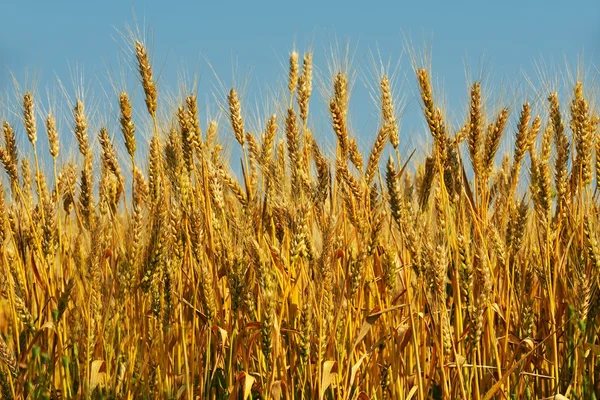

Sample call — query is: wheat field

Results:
[0,36,598,400]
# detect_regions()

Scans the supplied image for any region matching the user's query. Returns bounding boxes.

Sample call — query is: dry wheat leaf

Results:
[353,304,404,348]
[231,371,256,400]
[90,359,106,391]
[406,385,418,400]
[271,380,285,399]
[320,360,338,400]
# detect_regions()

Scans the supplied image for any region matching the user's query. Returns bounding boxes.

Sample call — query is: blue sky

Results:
[1,0,600,162]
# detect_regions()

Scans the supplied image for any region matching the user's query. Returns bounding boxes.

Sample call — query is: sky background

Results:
[1,0,600,164]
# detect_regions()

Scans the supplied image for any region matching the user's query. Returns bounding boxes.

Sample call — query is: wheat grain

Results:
[297,53,313,122]
[228,88,245,147]
[119,92,136,159]
[135,40,158,117]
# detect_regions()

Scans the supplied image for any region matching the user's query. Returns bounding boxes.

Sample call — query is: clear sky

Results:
[1,0,600,160]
